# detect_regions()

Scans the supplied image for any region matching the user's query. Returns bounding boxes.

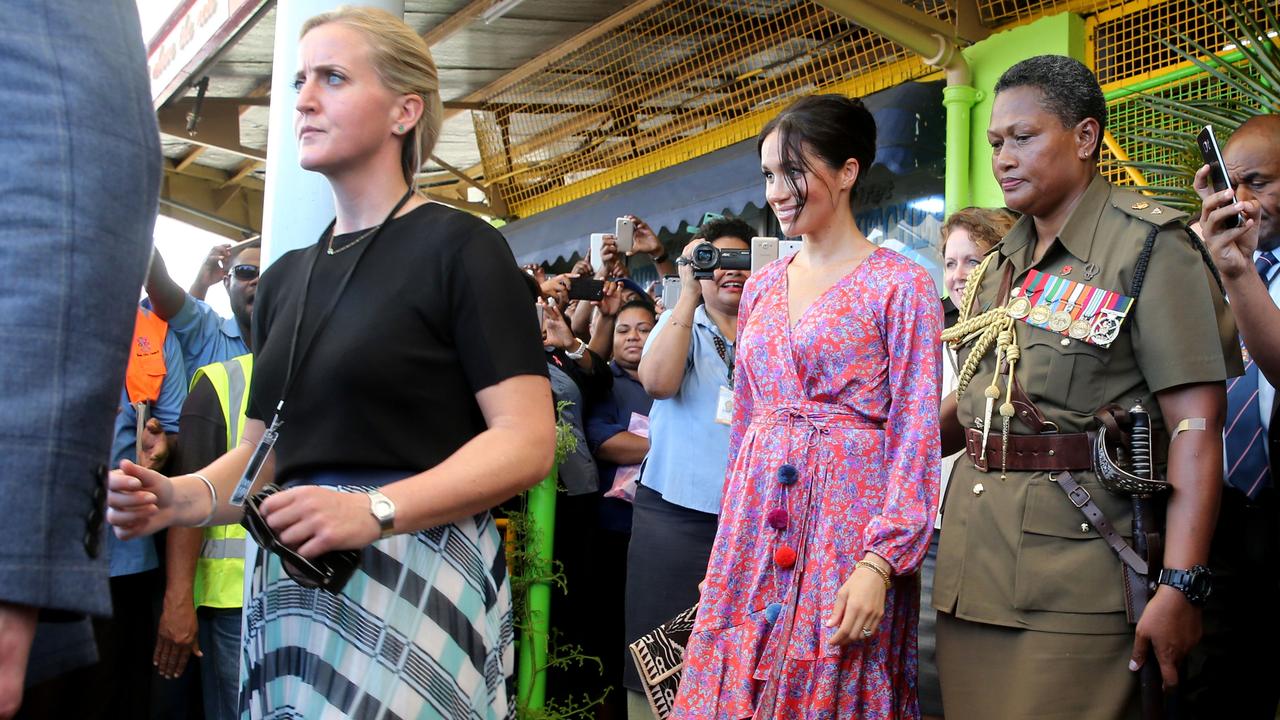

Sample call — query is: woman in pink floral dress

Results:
[673,95,941,718]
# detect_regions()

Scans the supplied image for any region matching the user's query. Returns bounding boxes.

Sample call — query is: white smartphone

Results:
[661,275,681,309]
[751,236,778,273]
[227,236,259,252]
[614,217,635,254]
[134,401,150,459]
[780,239,803,260]
[589,232,609,272]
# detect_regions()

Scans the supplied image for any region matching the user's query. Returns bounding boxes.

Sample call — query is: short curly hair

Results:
[995,55,1106,160]
[694,217,754,245]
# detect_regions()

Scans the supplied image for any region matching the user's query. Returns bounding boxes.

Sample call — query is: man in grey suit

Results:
[0,1,161,716]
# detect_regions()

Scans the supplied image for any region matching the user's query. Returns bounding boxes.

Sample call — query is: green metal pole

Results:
[942,83,981,217]
[517,467,557,710]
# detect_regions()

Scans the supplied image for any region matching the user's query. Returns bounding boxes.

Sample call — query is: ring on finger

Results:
[861,627,874,638]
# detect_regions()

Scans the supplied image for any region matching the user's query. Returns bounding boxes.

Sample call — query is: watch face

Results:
[372,497,394,517]
[1188,571,1213,602]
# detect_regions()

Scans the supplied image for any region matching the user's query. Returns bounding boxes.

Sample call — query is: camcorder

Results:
[666,237,798,304]
[685,242,751,280]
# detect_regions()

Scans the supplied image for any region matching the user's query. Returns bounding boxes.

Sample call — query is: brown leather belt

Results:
[964,428,1094,472]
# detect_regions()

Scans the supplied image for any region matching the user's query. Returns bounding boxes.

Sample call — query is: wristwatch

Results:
[1156,564,1213,606]
[367,489,396,539]
[566,338,589,360]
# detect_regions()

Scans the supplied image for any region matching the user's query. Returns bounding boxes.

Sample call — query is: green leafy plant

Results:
[503,399,608,719]
[1112,0,1280,210]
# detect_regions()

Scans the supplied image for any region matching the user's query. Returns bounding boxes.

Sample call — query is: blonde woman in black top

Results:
[107,8,553,718]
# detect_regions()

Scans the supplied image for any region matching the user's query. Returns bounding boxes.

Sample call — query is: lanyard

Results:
[711,333,734,389]
[229,188,413,505]
[276,187,413,418]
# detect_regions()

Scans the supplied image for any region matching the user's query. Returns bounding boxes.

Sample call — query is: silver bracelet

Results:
[191,473,218,527]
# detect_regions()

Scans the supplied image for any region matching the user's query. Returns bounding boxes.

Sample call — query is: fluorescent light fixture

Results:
[909,196,946,215]
[482,0,529,24]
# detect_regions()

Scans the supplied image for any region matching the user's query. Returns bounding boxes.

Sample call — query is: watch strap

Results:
[1157,565,1211,605]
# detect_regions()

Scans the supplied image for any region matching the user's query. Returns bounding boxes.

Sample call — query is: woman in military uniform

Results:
[934,55,1240,719]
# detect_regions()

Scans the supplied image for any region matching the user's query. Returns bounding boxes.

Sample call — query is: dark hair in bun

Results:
[756,94,876,216]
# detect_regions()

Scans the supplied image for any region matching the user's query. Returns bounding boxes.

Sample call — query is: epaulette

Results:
[1110,189,1188,228]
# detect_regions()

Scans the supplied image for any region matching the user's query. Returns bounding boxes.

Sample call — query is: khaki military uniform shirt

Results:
[933,174,1241,635]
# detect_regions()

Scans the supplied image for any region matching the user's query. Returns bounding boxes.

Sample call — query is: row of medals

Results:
[1004,286,1120,344]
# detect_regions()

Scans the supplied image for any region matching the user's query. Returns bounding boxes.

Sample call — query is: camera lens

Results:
[691,243,718,270]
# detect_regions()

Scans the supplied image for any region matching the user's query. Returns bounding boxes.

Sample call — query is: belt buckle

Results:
[1067,484,1091,508]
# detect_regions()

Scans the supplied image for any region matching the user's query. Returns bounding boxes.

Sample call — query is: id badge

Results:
[230,416,280,506]
[714,385,734,426]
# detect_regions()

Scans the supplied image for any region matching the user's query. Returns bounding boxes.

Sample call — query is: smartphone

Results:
[750,237,804,273]
[590,233,609,271]
[536,302,545,330]
[614,217,635,254]
[751,237,777,273]
[661,275,681,309]
[228,235,259,252]
[567,276,605,301]
[1197,125,1243,229]
[134,401,150,459]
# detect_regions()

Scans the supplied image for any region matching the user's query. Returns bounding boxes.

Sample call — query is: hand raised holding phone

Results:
[1193,127,1260,281]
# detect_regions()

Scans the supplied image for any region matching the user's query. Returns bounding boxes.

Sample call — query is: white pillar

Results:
[260,0,405,266]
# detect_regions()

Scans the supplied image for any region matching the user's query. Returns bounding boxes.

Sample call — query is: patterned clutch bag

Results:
[628,604,698,719]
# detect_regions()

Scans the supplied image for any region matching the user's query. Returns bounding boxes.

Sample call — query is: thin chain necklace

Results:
[327,224,380,255]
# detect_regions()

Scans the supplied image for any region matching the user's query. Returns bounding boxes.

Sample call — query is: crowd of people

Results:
[3,3,1279,720]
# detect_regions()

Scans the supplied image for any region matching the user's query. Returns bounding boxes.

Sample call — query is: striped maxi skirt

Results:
[239,471,514,720]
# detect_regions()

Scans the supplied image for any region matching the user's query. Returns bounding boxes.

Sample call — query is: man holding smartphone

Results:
[1184,114,1280,718]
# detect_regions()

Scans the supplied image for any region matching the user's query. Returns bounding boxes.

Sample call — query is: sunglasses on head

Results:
[241,484,361,593]
[231,264,259,281]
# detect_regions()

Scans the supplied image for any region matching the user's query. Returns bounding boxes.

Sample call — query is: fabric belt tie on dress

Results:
[751,403,883,716]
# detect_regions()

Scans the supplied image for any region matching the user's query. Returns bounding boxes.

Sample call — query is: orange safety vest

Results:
[125,307,170,405]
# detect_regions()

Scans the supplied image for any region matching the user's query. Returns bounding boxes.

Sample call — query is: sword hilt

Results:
[1129,402,1152,482]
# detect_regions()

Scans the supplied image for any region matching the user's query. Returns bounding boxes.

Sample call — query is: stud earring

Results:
[397,124,405,133]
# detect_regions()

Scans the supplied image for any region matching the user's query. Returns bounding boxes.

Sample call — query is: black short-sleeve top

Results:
[247,202,548,482]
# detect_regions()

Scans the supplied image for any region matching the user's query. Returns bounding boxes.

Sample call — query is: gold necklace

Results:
[327,225,380,255]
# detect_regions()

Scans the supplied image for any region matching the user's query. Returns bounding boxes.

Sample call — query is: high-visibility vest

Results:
[125,307,169,405]
[191,354,252,610]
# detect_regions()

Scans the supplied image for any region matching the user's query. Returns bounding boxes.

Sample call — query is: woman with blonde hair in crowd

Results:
[918,206,1016,720]
[106,7,553,718]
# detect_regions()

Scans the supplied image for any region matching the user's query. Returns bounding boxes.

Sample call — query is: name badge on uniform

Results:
[1008,269,1134,348]
[715,385,734,425]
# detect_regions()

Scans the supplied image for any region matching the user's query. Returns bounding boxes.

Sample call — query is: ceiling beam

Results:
[421,0,490,46]
[220,159,264,189]
[174,146,207,173]
[163,157,265,192]
[158,99,265,161]
[161,171,263,239]
[443,0,667,120]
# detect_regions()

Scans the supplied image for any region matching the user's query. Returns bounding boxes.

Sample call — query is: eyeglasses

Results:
[231,264,259,281]
[241,484,361,593]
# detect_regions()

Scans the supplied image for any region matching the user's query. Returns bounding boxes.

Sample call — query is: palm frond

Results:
[1116,0,1280,199]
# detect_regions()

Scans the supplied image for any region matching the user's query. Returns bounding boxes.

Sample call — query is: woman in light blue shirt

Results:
[623,217,754,717]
